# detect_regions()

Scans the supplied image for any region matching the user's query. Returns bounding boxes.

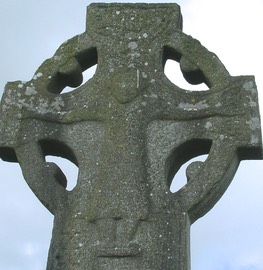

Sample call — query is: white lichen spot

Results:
[248,98,257,107]
[215,102,222,108]
[149,93,158,98]
[246,117,260,130]
[54,55,61,61]
[137,69,140,89]
[78,243,83,248]
[50,96,65,111]
[243,81,257,94]
[18,83,24,88]
[33,72,43,80]
[251,135,259,144]
[25,86,37,96]
[142,72,147,78]
[143,33,148,38]
[131,16,135,20]
[219,135,225,140]
[116,11,120,15]
[130,52,141,59]
[128,41,138,50]
[4,97,11,106]
[178,100,209,111]
[205,122,212,129]
[144,62,148,66]
[38,100,50,114]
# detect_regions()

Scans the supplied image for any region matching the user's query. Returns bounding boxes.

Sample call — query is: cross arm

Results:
[0,32,102,212]
[159,30,244,121]
[0,31,102,151]
[169,76,262,223]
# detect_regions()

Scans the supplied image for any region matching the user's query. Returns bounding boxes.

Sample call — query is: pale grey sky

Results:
[0,1,263,269]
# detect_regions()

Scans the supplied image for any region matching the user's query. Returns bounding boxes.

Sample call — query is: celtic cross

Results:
[0,3,261,270]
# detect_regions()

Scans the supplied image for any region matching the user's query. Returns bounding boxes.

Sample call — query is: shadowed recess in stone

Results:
[0,147,17,162]
[164,59,209,91]
[39,140,79,190]
[163,45,210,88]
[166,139,212,190]
[47,47,98,94]
[39,139,78,165]
[45,156,79,191]
[62,64,97,94]
[170,154,208,193]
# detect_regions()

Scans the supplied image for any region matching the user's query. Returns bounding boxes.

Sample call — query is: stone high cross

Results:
[0,3,262,270]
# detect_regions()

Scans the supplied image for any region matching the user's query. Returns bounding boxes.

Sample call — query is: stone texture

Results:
[0,3,262,270]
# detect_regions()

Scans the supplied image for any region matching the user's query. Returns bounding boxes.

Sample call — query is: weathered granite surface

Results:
[0,3,262,270]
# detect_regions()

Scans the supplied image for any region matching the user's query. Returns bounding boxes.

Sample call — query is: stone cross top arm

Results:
[0,3,262,270]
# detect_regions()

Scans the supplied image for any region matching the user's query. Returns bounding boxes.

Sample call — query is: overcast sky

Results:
[0,0,263,269]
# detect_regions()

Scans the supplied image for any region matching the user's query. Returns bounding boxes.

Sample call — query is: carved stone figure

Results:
[0,3,261,270]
